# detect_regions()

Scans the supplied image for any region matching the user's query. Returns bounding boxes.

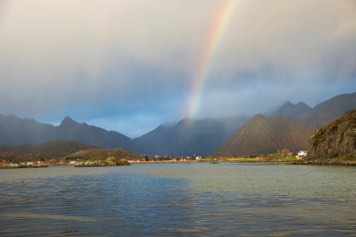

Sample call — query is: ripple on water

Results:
[0,163,355,236]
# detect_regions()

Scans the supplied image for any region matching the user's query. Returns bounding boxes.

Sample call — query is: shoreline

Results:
[291,160,356,166]
[1,159,356,169]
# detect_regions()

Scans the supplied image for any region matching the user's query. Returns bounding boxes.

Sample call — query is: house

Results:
[297,150,307,159]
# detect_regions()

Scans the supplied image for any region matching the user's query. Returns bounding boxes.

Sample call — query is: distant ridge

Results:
[0,115,135,150]
[0,92,355,156]
[55,116,134,150]
[274,101,312,117]
[134,116,248,156]
[217,92,356,156]
[305,92,356,127]
[0,140,97,162]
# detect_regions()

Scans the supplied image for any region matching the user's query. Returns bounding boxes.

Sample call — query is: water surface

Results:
[0,163,355,236]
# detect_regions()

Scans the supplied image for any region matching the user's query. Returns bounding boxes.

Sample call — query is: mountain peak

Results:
[282,100,294,106]
[274,100,311,117]
[60,116,78,127]
[251,114,266,121]
[296,101,307,106]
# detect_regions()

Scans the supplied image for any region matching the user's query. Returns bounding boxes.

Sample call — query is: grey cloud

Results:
[0,0,355,137]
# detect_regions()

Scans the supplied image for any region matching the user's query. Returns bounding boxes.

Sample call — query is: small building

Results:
[297,150,307,159]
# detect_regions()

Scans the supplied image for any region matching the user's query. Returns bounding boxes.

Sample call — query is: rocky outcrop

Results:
[308,109,356,162]
[74,158,130,167]
[0,161,48,169]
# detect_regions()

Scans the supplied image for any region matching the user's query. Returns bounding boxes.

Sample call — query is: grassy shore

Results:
[202,156,299,163]
[0,162,48,169]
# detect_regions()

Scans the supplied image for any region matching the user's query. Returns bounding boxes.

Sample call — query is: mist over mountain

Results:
[0,115,134,150]
[56,116,134,150]
[0,115,55,145]
[215,114,314,156]
[273,101,312,117]
[0,92,355,156]
[305,93,356,127]
[134,116,248,156]
[217,92,356,156]
[0,113,247,156]
[273,92,356,125]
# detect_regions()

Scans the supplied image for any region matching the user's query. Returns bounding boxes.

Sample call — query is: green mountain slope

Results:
[215,115,315,156]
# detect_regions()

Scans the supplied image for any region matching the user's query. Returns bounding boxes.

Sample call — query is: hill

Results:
[134,116,248,156]
[307,109,356,163]
[0,115,135,150]
[0,140,96,163]
[215,114,315,156]
[66,148,140,161]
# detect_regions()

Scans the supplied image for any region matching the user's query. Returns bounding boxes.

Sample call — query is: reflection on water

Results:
[0,164,355,236]
[1,212,96,222]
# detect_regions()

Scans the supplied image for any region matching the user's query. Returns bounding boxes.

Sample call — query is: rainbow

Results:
[186,0,238,119]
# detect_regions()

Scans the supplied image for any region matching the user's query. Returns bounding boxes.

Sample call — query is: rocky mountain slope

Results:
[307,109,356,162]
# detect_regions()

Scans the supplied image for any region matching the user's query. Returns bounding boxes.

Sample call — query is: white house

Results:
[297,150,307,158]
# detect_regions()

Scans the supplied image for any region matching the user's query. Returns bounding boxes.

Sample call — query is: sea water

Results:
[0,163,355,236]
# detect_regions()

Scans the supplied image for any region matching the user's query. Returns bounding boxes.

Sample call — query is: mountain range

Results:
[216,92,356,156]
[134,116,248,156]
[0,92,355,156]
[273,101,312,117]
[0,115,134,150]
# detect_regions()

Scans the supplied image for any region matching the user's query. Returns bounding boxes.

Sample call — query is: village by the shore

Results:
[0,150,314,169]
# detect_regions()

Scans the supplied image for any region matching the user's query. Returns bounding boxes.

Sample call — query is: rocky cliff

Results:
[308,109,356,162]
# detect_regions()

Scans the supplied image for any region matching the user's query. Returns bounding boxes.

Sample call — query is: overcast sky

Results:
[0,0,355,137]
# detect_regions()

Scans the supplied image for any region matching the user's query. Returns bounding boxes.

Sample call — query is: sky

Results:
[0,0,355,138]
